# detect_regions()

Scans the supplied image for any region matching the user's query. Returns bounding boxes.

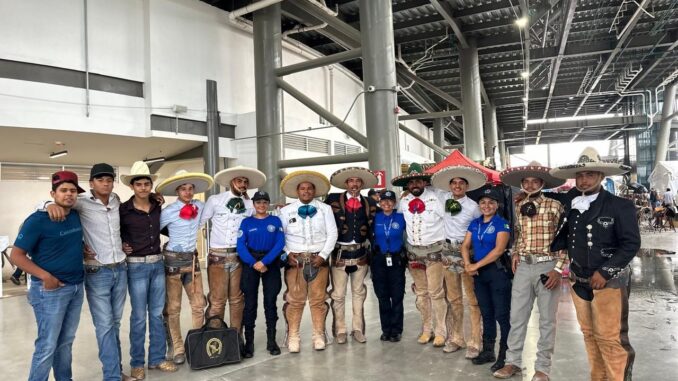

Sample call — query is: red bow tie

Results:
[346,197,362,213]
[408,198,426,214]
[179,203,199,220]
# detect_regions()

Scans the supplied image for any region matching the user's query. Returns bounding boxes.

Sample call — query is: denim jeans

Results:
[28,278,84,381]
[127,261,166,368]
[85,262,128,381]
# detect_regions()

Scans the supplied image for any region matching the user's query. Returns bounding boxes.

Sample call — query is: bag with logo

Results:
[184,316,241,370]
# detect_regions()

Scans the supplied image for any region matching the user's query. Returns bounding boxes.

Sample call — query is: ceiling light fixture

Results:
[143,156,166,164]
[520,71,529,78]
[515,17,528,28]
[49,150,68,159]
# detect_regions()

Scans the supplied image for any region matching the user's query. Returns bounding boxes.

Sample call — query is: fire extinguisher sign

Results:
[374,170,386,189]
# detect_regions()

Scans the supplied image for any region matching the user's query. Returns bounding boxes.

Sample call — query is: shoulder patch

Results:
[237,230,243,238]
[267,224,276,233]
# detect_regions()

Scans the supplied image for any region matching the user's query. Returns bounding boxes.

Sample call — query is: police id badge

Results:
[386,254,393,267]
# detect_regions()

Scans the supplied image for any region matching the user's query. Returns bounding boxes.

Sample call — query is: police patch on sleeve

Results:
[504,224,510,230]
[267,224,276,233]
[237,230,243,238]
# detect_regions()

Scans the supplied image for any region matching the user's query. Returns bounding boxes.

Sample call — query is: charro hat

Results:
[120,161,158,185]
[500,161,565,189]
[330,167,378,189]
[550,147,631,179]
[430,165,487,191]
[391,163,431,187]
[214,166,266,190]
[280,170,331,198]
[155,170,214,196]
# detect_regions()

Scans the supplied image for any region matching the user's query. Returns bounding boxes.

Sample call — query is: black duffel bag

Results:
[184,316,241,370]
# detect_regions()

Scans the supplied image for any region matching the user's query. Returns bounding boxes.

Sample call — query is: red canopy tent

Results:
[424,149,502,184]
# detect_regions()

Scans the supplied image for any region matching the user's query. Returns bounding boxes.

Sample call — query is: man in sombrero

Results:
[549,147,639,381]
[430,165,486,359]
[201,166,266,336]
[156,169,214,365]
[392,163,448,347]
[493,162,566,381]
[325,167,378,344]
[279,170,337,352]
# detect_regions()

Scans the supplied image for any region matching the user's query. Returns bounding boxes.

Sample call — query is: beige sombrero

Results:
[330,167,378,189]
[280,170,330,198]
[430,165,487,191]
[120,161,158,185]
[500,161,565,189]
[550,147,631,179]
[214,166,266,189]
[155,170,214,196]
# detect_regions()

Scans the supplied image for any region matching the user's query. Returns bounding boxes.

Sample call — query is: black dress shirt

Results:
[119,196,161,257]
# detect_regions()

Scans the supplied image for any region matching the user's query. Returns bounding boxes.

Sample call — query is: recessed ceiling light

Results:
[515,17,528,28]
[50,150,68,159]
[568,96,574,100]
[521,72,529,78]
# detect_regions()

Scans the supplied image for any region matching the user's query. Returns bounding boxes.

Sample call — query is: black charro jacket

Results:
[324,192,377,244]
[550,188,640,280]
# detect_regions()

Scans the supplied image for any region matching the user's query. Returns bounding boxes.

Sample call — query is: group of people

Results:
[10,146,640,381]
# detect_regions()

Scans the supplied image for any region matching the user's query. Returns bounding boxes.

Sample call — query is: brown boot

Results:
[493,364,521,379]
[531,371,549,381]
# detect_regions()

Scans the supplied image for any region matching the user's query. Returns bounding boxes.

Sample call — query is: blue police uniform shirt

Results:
[468,214,510,262]
[236,215,285,267]
[14,211,84,284]
[372,211,406,254]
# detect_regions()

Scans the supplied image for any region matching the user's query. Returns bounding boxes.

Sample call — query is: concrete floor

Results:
[1,231,676,380]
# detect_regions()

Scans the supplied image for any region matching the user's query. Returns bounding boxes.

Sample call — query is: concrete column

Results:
[204,80,220,198]
[433,119,445,162]
[483,103,498,164]
[623,131,631,167]
[359,0,400,187]
[498,140,508,170]
[459,38,485,161]
[655,81,676,167]
[253,4,283,203]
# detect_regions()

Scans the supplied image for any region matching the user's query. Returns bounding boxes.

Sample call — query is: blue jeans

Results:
[127,261,167,368]
[28,278,84,381]
[85,262,128,381]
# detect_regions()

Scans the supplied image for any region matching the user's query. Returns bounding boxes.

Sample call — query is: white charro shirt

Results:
[398,188,445,246]
[439,193,482,242]
[280,199,338,260]
[201,190,253,249]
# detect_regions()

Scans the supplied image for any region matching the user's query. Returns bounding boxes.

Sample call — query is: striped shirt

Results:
[513,193,566,269]
[72,191,126,265]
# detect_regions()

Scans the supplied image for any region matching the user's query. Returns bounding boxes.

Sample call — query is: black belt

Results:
[249,249,268,260]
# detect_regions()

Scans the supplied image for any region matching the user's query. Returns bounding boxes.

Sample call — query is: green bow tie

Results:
[226,197,246,214]
[445,199,462,216]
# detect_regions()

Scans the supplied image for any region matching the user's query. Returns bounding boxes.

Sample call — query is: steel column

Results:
[498,140,508,170]
[254,4,283,203]
[359,0,400,187]
[655,81,677,166]
[459,38,485,161]
[623,131,631,167]
[204,80,220,197]
[483,104,498,159]
[433,119,445,161]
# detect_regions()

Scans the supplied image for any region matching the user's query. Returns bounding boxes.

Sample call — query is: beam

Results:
[275,48,362,76]
[276,78,369,147]
[398,64,463,108]
[279,152,369,168]
[399,110,463,120]
[399,123,449,157]
[429,0,468,49]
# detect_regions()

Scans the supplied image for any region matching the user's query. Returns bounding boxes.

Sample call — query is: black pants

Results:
[474,264,512,347]
[241,260,282,331]
[371,253,406,336]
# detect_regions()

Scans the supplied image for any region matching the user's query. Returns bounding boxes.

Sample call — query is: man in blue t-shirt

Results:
[236,191,285,357]
[11,171,85,381]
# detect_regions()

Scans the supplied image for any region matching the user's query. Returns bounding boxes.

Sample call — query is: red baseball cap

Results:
[52,171,86,193]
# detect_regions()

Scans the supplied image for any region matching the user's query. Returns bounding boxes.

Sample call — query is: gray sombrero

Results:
[214,166,266,189]
[550,147,631,179]
[155,170,214,196]
[500,161,565,189]
[391,163,431,187]
[430,165,487,191]
[280,170,331,198]
[330,167,378,189]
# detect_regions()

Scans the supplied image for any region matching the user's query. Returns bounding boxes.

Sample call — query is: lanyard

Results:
[477,219,494,246]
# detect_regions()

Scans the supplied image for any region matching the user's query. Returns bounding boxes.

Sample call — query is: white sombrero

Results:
[500,161,565,189]
[155,170,214,196]
[430,165,487,191]
[120,161,158,185]
[280,170,331,198]
[550,147,631,179]
[330,167,378,189]
[214,166,266,189]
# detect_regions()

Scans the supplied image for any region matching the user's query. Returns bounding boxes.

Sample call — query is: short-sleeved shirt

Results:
[14,211,84,284]
[372,211,406,254]
[236,215,285,267]
[468,214,510,262]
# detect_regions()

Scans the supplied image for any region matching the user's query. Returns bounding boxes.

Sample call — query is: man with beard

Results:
[392,163,447,347]
[201,166,266,338]
[279,171,337,352]
[325,167,378,344]
[430,166,486,359]
[550,147,639,381]
[493,162,565,381]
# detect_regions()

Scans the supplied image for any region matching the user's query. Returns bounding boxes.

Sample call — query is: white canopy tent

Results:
[649,161,678,193]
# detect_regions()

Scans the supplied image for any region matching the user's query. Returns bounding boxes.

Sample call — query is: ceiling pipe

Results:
[229,0,284,20]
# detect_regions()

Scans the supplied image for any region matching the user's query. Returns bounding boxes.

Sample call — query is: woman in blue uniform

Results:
[461,188,512,373]
[370,190,407,342]
[237,191,285,357]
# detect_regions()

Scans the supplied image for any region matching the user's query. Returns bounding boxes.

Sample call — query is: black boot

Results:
[243,329,254,358]
[472,340,496,365]
[266,329,281,356]
[490,344,508,372]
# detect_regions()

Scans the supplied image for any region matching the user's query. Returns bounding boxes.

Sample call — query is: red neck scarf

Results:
[179,203,199,220]
[345,197,362,213]
[408,198,426,214]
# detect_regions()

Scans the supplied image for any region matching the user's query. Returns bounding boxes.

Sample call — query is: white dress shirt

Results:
[201,191,253,249]
[440,194,481,242]
[161,199,205,252]
[398,188,445,246]
[74,192,126,265]
[280,199,338,260]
